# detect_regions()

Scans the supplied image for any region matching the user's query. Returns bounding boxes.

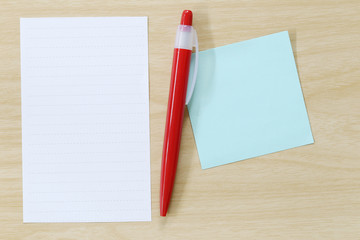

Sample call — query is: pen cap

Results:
[174,10,199,104]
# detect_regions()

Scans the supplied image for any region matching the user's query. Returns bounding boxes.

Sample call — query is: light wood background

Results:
[1,0,359,239]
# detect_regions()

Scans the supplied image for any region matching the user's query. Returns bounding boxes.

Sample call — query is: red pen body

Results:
[160,10,194,217]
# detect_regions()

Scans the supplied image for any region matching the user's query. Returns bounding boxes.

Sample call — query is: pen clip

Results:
[185,28,199,105]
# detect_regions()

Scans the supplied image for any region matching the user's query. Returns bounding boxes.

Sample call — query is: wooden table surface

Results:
[1,0,359,239]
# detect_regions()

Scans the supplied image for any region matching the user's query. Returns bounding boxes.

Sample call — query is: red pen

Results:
[160,10,199,217]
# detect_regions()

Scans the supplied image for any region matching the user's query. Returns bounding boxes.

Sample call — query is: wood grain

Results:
[0,0,359,239]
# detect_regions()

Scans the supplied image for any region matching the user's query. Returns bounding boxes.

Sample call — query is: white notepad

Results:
[20,17,151,222]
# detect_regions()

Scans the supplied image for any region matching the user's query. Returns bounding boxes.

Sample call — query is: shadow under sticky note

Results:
[187,31,314,169]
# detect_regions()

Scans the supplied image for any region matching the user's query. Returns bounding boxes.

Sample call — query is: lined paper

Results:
[20,17,151,222]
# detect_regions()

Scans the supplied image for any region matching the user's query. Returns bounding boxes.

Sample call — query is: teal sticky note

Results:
[187,31,314,169]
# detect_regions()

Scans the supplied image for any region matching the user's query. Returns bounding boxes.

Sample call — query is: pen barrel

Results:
[160,48,192,216]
